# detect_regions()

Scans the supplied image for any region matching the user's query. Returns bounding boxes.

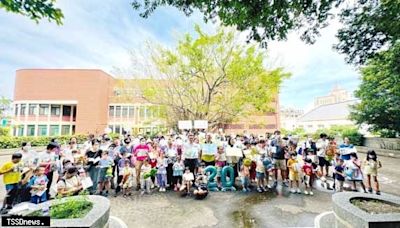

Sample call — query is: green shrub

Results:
[28,196,93,219]
[0,135,88,149]
[378,129,398,138]
[341,128,364,146]
[0,127,10,136]
[50,196,93,219]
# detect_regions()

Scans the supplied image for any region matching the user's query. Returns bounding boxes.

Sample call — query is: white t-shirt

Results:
[183,172,194,182]
[316,139,328,157]
[183,143,200,159]
[20,150,38,167]
[38,151,57,163]
[57,176,80,192]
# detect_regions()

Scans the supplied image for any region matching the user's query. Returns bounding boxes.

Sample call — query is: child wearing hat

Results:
[240,158,251,192]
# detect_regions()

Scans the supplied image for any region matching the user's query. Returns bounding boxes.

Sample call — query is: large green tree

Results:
[132,0,400,65]
[334,0,400,65]
[350,42,400,136]
[0,0,63,24]
[139,26,289,128]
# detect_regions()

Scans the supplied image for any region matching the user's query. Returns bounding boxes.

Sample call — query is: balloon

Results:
[221,166,236,191]
[204,166,218,191]
[345,169,354,178]
[243,158,252,167]
[263,158,273,171]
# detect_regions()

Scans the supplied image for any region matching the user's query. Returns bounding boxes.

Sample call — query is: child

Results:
[97,151,114,197]
[302,158,314,195]
[347,153,367,193]
[149,156,157,189]
[156,153,168,192]
[287,153,301,194]
[181,167,194,194]
[120,160,134,197]
[334,159,345,192]
[255,152,266,193]
[0,153,22,212]
[215,146,226,188]
[363,150,382,195]
[172,156,185,191]
[196,163,207,186]
[240,159,251,192]
[140,159,153,195]
[29,167,48,204]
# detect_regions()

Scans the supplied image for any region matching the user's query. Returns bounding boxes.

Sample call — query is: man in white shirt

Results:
[182,134,201,174]
[316,133,330,177]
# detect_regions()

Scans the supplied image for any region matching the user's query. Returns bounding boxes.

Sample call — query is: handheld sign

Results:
[201,144,217,155]
[225,147,243,157]
[178,120,192,130]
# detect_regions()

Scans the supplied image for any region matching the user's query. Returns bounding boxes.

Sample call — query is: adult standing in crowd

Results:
[183,133,201,175]
[38,143,58,199]
[85,139,101,194]
[133,138,150,189]
[271,130,288,188]
[317,133,330,177]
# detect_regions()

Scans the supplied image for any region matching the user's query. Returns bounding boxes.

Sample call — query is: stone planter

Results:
[332,192,400,228]
[49,195,110,228]
[7,195,110,228]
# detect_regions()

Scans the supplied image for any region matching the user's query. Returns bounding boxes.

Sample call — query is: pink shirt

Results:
[134,144,150,161]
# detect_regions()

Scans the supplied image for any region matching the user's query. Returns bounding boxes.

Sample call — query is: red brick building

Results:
[12,69,279,136]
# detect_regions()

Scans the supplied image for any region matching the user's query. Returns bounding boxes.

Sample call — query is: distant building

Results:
[12,69,280,136]
[280,106,304,131]
[296,100,358,133]
[314,85,352,108]
[12,69,166,137]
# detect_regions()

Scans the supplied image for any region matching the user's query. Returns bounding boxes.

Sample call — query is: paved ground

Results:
[0,152,399,228]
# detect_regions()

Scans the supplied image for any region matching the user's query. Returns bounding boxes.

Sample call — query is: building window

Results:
[128,106,134,118]
[20,104,26,116]
[307,125,313,128]
[14,104,19,116]
[115,106,121,117]
[318,125,324,128]
[139,106,146,119]
[39,104,49,116]
[115,125,121,134]
[72,125,76,134]
[37,125,47,136]
[50,125,59,136]
[72,106,76,121]
[122,106,128,117]
[18,126,24,136]
[29,104,37,115]
[51,105,61,116]
[61,125,70,135]
[27,125,35,136]
[109,106,114,117]
[63,105,71,116]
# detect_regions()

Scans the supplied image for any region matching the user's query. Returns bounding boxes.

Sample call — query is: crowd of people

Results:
[0,130,383,213]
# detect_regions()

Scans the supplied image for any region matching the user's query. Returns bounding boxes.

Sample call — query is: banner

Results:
[194,120,208,129]
[201,144,217,155]
[225,147,243,157]
[178,120,192,129]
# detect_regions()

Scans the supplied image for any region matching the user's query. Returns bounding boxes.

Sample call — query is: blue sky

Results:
[0,0,360,110]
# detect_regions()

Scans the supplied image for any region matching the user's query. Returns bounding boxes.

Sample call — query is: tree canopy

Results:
[132,0,400,66]
[0,0,63,24]
[138,26,289,128]
[334,0,400,65]
[350,42,400,137]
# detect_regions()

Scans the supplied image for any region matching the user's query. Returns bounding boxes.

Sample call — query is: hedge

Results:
[0,135,88,149]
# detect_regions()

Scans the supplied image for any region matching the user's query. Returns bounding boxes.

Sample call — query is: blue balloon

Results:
[345,169,354,178]
[263,158,271,167]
